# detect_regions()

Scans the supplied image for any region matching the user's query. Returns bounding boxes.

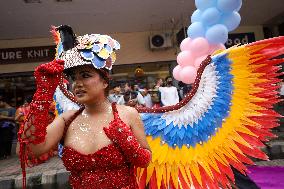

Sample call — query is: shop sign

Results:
[226,32,256,47]
[0,46,56,64]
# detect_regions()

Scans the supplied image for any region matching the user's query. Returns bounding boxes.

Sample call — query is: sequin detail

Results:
[61,104,139,189]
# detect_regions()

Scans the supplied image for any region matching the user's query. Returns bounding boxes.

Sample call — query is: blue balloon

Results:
[201,7,221,26]
[195,0,217,11]
[236,0,242,11]
[217,0,242,13]
[187,22,206,39]
[205,24,228,44]
[221,11,241,31]
[191,9,202,23]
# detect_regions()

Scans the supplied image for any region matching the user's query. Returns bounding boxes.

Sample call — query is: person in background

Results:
[154,78,164,89]
[123,83,139,107]
[139,87,153,108]
[108,84,125,105]
[178,81,193,100]
[15,96,32,126]
[132,84,146,107]
[159,76,179,106]
[136,90,146,107]
[0,96,16,159]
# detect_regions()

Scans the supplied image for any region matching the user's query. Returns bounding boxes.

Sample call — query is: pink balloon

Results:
[177,51,195,67]
[194,55,208,68]
[209,43,226,54]
[180,66,197,84]
[180,38,192,51]
[173,65,182,81]
[190,37,210,56]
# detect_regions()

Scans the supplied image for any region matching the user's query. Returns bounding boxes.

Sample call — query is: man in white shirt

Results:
[159,76,179,106]
[108,85,125,105]
[139,88,153,108]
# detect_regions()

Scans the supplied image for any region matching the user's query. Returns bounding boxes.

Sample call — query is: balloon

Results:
[180,66,197,84]
[209,43,226,54]
[177,51,195,67]
[205,24,228,44]
[217,0,242,13]
[191,9,203,23]
[190,37,210,56]
[221,11,241,31]
[187,22,206,39]
[173,65,183,81]
[195,0,217,11]
[194,55,208,68]
[236,0,242,11]
[201,7,221,26]
[180,38,192,51]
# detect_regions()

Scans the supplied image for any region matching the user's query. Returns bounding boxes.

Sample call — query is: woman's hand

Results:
[34,59,64,100]
[104,106,151,167]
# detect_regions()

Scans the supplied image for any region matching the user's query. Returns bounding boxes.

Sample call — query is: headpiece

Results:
[51,25,120,71]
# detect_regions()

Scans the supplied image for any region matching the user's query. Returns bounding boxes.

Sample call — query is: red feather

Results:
[50,25,60,45]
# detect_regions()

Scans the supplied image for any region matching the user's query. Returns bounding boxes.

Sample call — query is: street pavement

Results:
[1,155,284,189]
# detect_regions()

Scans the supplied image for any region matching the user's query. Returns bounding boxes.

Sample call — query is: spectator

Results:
[0,96,16,159]
[131,84,146,107]
[122,83,138,107]
[178,81,193,100]
[154,78,164,89]
[159,76,179,106]
[140,87,153,108]
[108,85,125,105]
[15,96,32,126]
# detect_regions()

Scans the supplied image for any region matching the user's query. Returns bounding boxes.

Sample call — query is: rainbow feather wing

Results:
[137,37,284,189]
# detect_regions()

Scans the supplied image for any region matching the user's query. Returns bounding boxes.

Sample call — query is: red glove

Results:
[18,59,64,189]
[34,59,65,100]
[19,59,64,144]
[104,121,151,168]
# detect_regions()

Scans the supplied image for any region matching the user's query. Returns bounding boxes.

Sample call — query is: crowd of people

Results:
[108,76,192,108]
[1,75,283,161]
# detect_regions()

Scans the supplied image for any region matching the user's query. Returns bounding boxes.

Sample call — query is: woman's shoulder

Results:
[60,109,81,120]
[116,105,140,125]
[116,104,138,116]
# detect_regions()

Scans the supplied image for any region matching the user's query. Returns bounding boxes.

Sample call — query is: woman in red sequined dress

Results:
[18,25,151,189]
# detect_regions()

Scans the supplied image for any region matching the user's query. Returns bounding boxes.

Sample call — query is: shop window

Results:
[0,72,35,108]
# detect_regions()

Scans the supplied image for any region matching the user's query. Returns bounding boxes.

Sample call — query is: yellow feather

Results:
[189,162,202,186]
[179,165,191,187]
[146,163,155,184]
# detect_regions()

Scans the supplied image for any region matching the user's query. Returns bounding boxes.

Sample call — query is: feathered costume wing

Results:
[135,37,284,189]
[52,27,284,189]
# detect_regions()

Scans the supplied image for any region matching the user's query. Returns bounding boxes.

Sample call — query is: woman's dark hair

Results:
[165,76,172,82]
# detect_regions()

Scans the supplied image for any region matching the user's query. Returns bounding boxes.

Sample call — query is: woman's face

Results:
[68,65,108,104]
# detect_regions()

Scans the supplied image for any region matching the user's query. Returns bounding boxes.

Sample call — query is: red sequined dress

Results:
[61,103,139,189]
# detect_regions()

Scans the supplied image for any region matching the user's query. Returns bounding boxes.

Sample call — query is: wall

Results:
[0,25,264,74]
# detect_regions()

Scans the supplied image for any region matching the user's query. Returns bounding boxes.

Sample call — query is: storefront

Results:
[0,46,56,106]
[0,44,176,107]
